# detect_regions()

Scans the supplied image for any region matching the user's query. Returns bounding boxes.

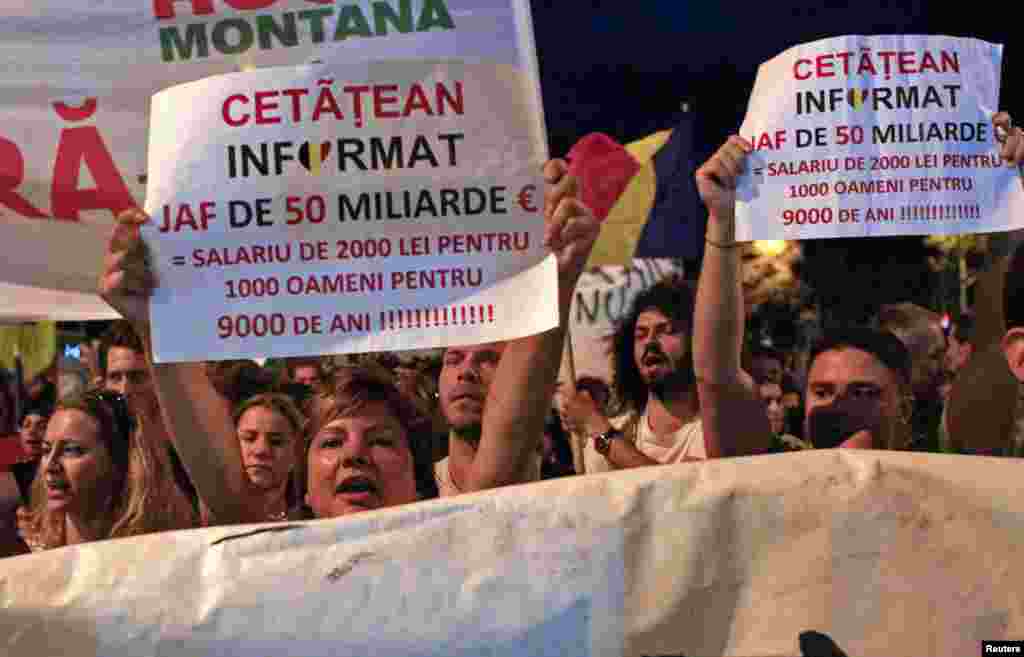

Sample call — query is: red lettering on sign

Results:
[0,138,48,218]
[51,127,135,221]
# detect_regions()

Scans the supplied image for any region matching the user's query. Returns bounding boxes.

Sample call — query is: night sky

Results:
[530,2,1020,321]
[532,1,1019,157]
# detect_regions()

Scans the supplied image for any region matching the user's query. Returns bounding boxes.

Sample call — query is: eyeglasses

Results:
[82,389,135,444]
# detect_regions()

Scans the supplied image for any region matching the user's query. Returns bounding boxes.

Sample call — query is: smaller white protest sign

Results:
[143,60,554,362]
[736,35,1024,241]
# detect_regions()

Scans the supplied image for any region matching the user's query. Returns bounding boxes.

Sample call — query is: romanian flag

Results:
[568,113,705,266]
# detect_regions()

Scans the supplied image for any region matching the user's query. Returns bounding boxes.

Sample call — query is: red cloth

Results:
[566,133,640,222]
[0,435,25,470]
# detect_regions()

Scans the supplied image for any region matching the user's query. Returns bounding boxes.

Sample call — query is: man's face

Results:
[911,322,947,403]
[105,346,151,397]
[19,413,48,459]
[292,365,321,388]
[633,309,691,397]
[804,347,907,449]
[439,343,506,438]
[106,346,159,422]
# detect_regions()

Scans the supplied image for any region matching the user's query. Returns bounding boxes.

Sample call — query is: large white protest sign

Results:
[0,0,545,319]
[4,450,1024,657]
[144,60,553,361]
[736,35,1024,241]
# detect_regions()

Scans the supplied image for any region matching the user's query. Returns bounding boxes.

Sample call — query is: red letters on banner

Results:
[0,138,48,219]
[153,0,333,20]
[0,98,137,222]
[51,126,136,221]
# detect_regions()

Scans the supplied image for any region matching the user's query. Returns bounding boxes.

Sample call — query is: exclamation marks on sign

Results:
[897,204,982,223]
[380,305,499,330]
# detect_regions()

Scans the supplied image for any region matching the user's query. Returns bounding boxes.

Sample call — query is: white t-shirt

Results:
[582,409,706,474]
[434,452,542,497]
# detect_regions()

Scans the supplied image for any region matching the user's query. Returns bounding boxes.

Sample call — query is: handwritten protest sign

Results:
[143,60,553,362]
[0,0,546,320]
[736,35,1024,241]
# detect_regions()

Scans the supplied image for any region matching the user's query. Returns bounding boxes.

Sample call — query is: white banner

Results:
[736,35,1024,240]
[3,450,1024,656]
[0,0,546,320]
[0,283,118,323]
[144,60,553,361]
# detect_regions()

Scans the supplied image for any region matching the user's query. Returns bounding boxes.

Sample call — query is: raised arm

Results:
[99,209,262,524]
[460,161,598,491]
[693,137,773,457]
[947,112,1024,454]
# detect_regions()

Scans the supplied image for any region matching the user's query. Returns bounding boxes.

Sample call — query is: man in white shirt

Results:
[564,278,712,473]
[434,341,543,495]
[561,137,776,471]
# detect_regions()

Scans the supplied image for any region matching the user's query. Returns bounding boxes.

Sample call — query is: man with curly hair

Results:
[561,270,771,472]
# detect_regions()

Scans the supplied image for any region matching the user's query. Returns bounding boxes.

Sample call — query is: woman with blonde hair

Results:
[229,392,305,522]
[20,389,195,552]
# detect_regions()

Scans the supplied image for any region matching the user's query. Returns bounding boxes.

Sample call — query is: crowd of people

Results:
[1,114,1023,559]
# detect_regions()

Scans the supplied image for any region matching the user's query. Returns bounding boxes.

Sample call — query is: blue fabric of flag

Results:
[633,112,706,260]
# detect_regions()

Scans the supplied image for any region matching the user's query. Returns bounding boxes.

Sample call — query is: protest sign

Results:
[0,0,545,319]
[3,450,1024,657]
[144,60,553,361]
[736,35,1024,241]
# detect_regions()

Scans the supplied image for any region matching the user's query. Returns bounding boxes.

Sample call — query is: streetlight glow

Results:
[753,240,788,257]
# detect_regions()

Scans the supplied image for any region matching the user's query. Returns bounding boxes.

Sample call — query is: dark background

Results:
[533,1,1017,154]
[530,2,1020,325]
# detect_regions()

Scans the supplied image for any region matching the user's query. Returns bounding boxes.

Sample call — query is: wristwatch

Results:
[593,428,623,456]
